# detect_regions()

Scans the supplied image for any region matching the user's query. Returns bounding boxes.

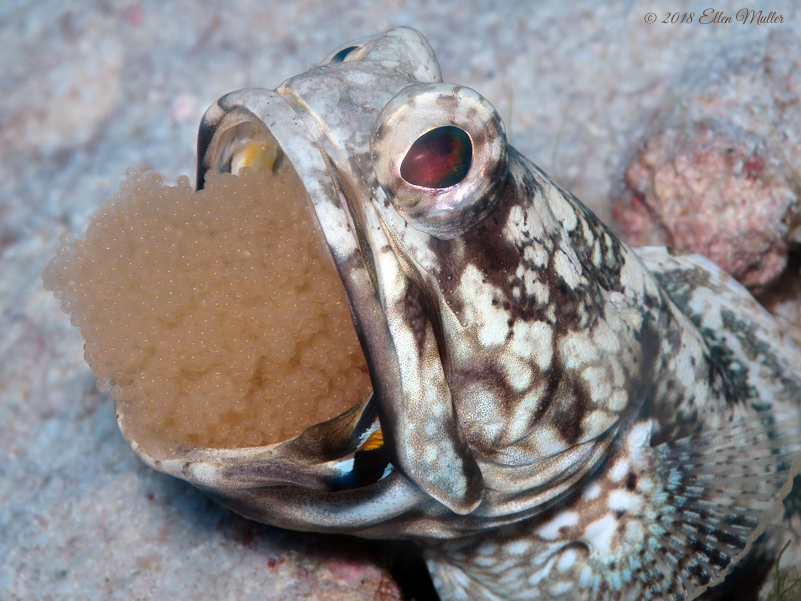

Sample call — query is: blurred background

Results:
[2,1,798,599]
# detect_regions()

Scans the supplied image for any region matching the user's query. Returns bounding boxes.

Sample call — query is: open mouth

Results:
[42,120,378,460]
[42,79,499,518]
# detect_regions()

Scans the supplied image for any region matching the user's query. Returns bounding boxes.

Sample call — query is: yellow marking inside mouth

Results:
[360,428,384,452]
[231,142,280,173]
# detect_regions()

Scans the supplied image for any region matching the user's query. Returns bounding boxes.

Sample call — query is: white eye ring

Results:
[371,83,506,239]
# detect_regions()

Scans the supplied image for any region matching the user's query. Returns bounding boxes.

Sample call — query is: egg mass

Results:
[42,164,371,456]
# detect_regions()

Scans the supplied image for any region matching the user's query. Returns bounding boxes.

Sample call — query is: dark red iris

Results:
[400,126,472,188]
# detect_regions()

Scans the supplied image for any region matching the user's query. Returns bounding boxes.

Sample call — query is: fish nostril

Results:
[329,46,359,63]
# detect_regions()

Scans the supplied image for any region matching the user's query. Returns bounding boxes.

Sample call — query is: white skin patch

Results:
[498,567,526,586]
[553,248,581,290]
[579,565,593,588]
[557,548,578,572]
[452,566,471,587]
[550,581,574,595]
[500,354,533,392]
[547,189,578,232]
[609,458,629,481]
[504,540,532,556]
[314,199,359,257]
[424,446,439,464]
[527,558,556,586]
[506,380,546,442]
[511,320,553,371]
[617,246,646,292]
[590,321,621,358]
[536,511,579,540]
[579,410,617,442]
[476,541,498,556]
[504,205,525,238]
[504,203,545,243]
[582,481,602,500]
[533,426,569,457]
[624,516,645,544]
[519,271,551,307]
[458,264,509,347]
[474,555,498,568]
[610,361,626,388]
[581,365,612,405]
[608,389,628,412]
[559,330,595,371]
[584,514,617,556]
[523,243,549,270]
[627,420,652,449]
[529,279,550,306]
[608,489,642,512]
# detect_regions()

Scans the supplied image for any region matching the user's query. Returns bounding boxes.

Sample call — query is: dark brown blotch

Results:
[549,376,591,444]
[399,280,433,361]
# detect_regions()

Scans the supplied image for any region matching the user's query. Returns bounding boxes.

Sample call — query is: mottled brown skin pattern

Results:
[408,154,801,601]
[112,28,801,601]
[397,150,734,479]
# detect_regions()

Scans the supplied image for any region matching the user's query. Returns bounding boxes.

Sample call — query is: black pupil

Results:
[400,126,472,189]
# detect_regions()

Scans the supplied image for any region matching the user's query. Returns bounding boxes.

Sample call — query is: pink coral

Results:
[619,124,795,288]
[614,34,801,290]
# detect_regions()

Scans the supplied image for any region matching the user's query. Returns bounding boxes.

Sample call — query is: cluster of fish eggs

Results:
[42,164,371,455]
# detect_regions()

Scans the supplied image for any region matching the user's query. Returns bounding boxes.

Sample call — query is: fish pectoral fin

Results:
[570,415,801,600]
[425,554,506,601]
[418,416,800,601]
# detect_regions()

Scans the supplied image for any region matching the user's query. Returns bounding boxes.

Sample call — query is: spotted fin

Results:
[425,416,801,601]
[427,559,506,601]
[592,416,801,600]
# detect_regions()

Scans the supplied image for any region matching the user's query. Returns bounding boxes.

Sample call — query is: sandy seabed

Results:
[2,1,798,599]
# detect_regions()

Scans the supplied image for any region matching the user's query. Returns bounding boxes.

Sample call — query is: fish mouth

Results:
[42,83,482,525]
[184,88,395,479]
[193,87,485,517]
[42,85,395,496]
[42,84,471,532]
[142,87,427,527]
[42,30,488,533]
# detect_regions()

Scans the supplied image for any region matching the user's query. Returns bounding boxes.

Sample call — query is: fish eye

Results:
[400,126,472,189]
[329,46,359,63]
[371,83,507,239]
